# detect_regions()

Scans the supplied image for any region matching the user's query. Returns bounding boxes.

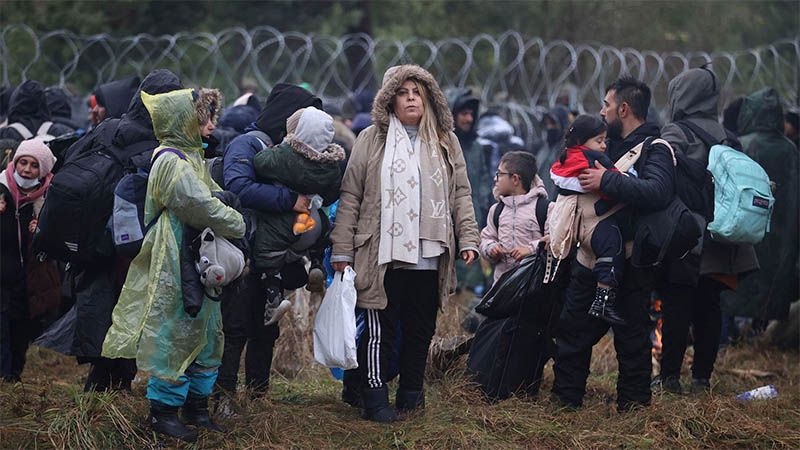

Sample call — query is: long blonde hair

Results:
[403,79,447,148]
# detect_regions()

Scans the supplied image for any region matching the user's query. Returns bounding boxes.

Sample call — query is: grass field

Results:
[1,293,798,449]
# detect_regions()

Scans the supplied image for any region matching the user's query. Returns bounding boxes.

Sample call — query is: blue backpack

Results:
[706,144,774,244]
[111,147,187,256]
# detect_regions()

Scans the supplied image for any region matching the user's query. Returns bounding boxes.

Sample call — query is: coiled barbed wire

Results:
[2,25,798,143]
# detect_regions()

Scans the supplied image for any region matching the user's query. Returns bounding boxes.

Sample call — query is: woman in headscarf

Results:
[331,65,480,422]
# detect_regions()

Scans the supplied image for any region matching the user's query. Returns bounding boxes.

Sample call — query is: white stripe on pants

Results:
[366,309,382,388]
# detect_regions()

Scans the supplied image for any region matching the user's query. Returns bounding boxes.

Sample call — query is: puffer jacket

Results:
[330,64,480,309]
[480,177,548,283]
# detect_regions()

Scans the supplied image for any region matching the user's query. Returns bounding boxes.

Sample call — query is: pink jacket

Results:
[480,178,549,283]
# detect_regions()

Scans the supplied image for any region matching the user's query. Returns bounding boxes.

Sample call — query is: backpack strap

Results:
[246,129,272,150]
[142,148,188,233]
[676,120,720,148]
[535,196,550,235]
[650,138,677,166]
[614,137,677,174]
[7,123,33,140]
[492,201,505,229]
[614,141,645,173]
[153,147,188,162]
[36,121,53,137]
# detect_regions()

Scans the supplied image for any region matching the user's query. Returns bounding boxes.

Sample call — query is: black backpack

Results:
[34,120,155,265]
[491,194,550,232]
[630,137,703,268]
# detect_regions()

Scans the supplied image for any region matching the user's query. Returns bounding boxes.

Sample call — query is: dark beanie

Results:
[255,83,322,144]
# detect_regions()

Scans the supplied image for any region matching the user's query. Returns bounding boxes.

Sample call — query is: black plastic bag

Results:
[475,251,542,319]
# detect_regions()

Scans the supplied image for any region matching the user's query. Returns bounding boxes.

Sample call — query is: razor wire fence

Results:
[2,25,798,143]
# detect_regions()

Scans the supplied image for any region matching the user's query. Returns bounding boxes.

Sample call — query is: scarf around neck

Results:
[2,162,51,208]
[379,114,449,265]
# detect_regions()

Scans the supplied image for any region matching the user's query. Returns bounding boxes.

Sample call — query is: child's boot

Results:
[588,286,626,325]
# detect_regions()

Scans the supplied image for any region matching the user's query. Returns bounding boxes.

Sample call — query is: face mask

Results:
[202,142,209,150]
[13,171,41,190]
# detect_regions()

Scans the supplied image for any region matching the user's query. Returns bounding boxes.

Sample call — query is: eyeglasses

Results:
[494,171,513,180]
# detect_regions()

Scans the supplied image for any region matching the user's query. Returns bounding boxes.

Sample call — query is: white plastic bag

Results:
[313,266,358,369]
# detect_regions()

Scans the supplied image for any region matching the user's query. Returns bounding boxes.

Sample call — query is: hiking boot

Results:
[307,257,326,293]
[149,401,198,443]
[588,287,626,326]
[361,386,398,423]
[396,389,425,413]
[652,374,683,394]
[690,378,711,393]
[264,284,291,326]
[182,395,226,433]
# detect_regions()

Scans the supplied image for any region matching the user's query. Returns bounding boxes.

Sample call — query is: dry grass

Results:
[2,291,799,449]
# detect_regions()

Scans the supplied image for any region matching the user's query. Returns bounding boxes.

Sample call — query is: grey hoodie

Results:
[661,67,726,166]
[661,67,758,282]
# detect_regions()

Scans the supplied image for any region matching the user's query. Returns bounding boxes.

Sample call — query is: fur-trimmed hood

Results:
[371,65,453,136]
[285,134,345,163]
[196,88,222,126]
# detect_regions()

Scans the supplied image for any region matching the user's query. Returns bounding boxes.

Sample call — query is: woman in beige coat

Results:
[331,65,480,422]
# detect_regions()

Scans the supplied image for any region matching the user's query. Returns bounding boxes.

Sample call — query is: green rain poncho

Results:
[102,89,245,381]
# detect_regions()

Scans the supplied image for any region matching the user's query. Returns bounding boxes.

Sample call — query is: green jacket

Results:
[253,136,344,205]
[723,88,799,320]
[251,136,343,271]
[102,89,245,380]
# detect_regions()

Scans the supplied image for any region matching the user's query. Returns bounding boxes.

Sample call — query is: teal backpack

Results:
[707,144,774,244]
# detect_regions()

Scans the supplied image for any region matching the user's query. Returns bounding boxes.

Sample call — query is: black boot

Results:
[652,374,683,394]
[341,369,363,408]
[361,386,398,423]
[396,388,425,413]
[182,395,226,433]
[149,401,198,443]
[588,287,626,325]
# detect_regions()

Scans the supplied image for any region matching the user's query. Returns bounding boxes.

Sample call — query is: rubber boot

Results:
[589,287,626,325]
[396,388,425,413]
[149,401,198,443]
[182,395,226,433]
[360,386,398,423]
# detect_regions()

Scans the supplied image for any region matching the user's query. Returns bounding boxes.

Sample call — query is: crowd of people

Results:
[0,64,797,442]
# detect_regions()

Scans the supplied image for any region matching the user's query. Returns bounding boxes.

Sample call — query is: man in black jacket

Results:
[54,70,184,392]
[552,76,675,411]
